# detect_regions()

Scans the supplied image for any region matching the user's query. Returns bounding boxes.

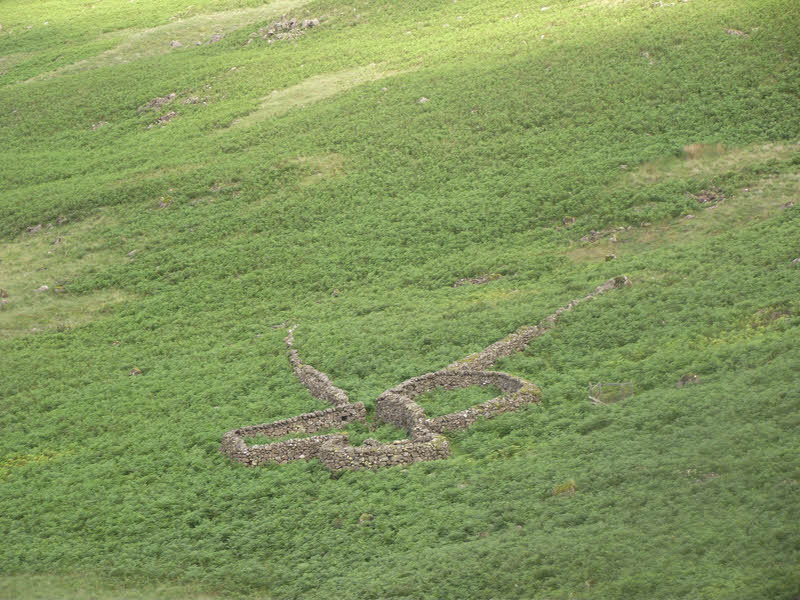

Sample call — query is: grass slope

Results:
[1,0,799,598]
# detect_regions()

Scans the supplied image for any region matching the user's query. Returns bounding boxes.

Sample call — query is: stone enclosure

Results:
[221,276,631,471]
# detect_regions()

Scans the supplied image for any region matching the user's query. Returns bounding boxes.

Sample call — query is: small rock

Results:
[127,249,138,257]
[676,373,700,388]
[417,97,429,103]
[56,215,68,225]
[608,235,617,243]
[169,40,182,47]
[138,93,176,112]
[0,289,8,298]
[302,18,320,28]
[130,367,143,376]
[693,187,724,205]
[91,121,108,130]
[605,254,616,261]
[207,33,223,44]
[562,216,576,226]
[685,214,695,220]
[792,258,800,266]
[148,111,178,128]
[35,285,49,293]
[783,201,795,209]
[27,224,43,234]
[726,28,746,36]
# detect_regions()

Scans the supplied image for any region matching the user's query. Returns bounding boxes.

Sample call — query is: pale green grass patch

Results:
[0,214,132,338]
[228,64,402,127]
[28,0,311,80]
[568,169,800,263]
[625,141,800,186]
[0,51,41,76]
[0,575,221,600]
[288,153,346,186]
[0,451,73,481]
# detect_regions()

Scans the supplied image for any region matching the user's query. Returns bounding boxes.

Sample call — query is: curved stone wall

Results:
[221,276,631,471]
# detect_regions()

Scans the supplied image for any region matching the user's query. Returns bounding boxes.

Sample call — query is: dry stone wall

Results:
[221,276,631,471]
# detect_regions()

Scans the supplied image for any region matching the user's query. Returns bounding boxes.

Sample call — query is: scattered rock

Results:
[91,121,108,130]
[381,87,388,92]
[684,214,695,220]
[562,216,576,226]
[417,97,430,104]
[35,285,49,293]
[693,187,725,205]
[27,224,43,234]
[605,254,616,261]
[207,33,223,44]
[56,215,68,225]
[251,16,322,43]
[783,201,795,209]
[158,197,171,208]
[127,249,138,257]
[169,40,182,47]
[791,258,800,266]
[182,96,206,105]
[453,273,503,287]
[726,28,747,36]
[676,373,700,388]
[147,111,178,128]
[51,237,62,245]
[130,367,143,376]
[138,93,176,112]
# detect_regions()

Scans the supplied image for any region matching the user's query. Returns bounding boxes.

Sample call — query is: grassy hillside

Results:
[1,0,799,598]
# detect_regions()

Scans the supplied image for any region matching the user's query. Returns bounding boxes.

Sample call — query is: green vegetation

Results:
[1,0,799,598]
[417,385,504,417]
